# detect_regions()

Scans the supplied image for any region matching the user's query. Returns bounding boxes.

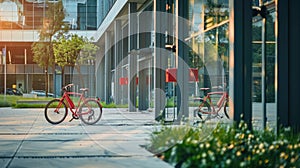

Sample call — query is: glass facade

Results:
[188,0,229,90]
[0,0,102,95]
[0,0,103,30]
[187,0,230,121]
[251,0,276,129]
[98,0,116,27]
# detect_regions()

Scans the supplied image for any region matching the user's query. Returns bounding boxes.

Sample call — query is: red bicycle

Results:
[195,86,230,122]
[44,84,102,125]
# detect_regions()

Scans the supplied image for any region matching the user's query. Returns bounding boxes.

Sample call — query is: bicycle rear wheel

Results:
[224,100,230,119]
[78,99,102,125]
[45,99,68,124]
[197,101,212,121]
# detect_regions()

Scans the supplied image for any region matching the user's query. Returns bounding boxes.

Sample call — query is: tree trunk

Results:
[45,67,49,97]
[61,66,65,88]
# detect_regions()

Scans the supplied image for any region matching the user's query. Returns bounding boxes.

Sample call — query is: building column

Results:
[96,45,105,100]
[128,2,138,112]
[229,0,253,129]
[105,31,112,104]
[277,0,300,132]
[138,59,149,111]
[176,0,189,122]
[114,20,122,105]
[154,0,167,120]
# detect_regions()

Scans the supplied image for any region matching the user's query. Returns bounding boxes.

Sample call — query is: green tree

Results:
[31,0,68,96]
[53,34,98,87]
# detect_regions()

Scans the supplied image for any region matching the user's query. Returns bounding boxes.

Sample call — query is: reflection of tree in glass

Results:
[202,0,230,88]
[252,13,275,102]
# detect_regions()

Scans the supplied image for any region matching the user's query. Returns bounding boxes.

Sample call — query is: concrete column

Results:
[121,25,129,105]
[114,20,122,104]
[128,2,138,112]
[96,45,105,100]
[105,31,112,104]
[138,60,149,111]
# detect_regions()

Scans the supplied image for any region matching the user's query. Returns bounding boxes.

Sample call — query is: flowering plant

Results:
[148,121,300,168]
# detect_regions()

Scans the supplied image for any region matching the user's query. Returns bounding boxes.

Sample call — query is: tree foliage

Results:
[53,34,99,87]
[32,42,53,68]
[31,0,68,96]
[39,0,68,41]
[54,34,85,68]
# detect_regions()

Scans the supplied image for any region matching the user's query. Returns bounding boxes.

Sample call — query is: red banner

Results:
[119,77,139,85]
[166,68,199,82]
[119,77,128,85]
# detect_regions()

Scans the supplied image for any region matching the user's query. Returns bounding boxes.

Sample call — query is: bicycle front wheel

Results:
[78,99,102,125]
[45,99,68,124]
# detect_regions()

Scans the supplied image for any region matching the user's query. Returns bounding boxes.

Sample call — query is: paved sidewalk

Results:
[0,107,173,168]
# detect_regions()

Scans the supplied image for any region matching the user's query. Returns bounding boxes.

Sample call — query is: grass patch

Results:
[0,95,52,108]
[0,95,129,108]
[0,100,11,107]
[100,102,128,108]
[14,103,47,108]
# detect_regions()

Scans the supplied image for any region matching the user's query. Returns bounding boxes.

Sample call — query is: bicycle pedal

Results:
[69,116,79,122]
[72,115,79,119]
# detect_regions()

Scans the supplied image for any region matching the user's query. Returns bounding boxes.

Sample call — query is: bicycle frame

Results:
[202,91,228,115]
[55,91,86,116]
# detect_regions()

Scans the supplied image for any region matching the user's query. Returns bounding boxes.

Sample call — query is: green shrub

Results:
[14,103,46,108]
[148,122,300,168]
[0,101,11,107]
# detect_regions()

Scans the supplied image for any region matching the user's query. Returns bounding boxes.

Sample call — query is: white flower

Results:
[201,159,207,165]
[240,161,246,167]
[226,159,231,165]
[259,143,264,149]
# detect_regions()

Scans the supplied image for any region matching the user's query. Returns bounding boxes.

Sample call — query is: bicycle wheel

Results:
[224,100,230,119]
[45,99,68,124]
[197,101,212,121]
[78,99,102,125]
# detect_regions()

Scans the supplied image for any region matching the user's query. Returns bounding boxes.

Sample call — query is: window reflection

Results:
[188,0,230,122]
[252,1,276,130]
[0,0,109,30]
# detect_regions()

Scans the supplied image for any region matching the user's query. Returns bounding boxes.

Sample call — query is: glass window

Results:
[251,1,276,130]
[0,0,100,30]
[188,0,230,123]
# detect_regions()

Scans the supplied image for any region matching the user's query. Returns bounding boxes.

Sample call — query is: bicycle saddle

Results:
[80,88,89,92]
